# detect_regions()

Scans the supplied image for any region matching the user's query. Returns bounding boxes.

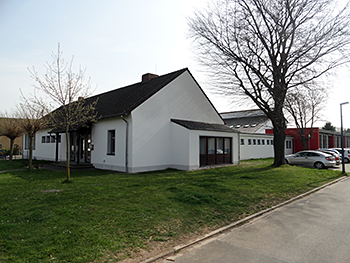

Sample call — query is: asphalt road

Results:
[160,169,350,263]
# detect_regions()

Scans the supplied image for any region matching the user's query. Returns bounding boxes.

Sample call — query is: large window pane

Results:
[224,138,231,154]
[200,137,207,154]
[208,138,215,154]
[217,138,223,154]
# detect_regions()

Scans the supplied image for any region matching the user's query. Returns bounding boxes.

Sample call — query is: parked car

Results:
[317,149,341,165]
[330,148,350,163]
[285,150,336,169]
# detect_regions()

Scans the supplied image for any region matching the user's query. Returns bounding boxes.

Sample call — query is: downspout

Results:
[237,132,241,164]
[120,115,129,173]
[55,132,59,162]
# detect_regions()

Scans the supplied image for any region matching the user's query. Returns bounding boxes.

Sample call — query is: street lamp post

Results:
[340,102,349,174]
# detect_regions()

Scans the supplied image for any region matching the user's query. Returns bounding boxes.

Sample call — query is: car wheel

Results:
[314,162,324,169]
[345,158,350,164]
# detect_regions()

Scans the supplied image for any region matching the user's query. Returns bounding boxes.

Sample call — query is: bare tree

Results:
[29,43,98,181]
[0,113,24,165]
[16,95,46,170]
[284,87,327,150]
[188,0,350,165]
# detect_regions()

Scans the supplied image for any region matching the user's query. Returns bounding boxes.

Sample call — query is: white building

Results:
[221,109,293,159]
[23,68,240,173]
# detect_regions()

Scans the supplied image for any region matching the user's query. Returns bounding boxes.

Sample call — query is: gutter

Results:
[120,115,129,173]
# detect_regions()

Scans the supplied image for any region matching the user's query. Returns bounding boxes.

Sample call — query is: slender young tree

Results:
[188,0,350,165]
[284,87,326,150]
[29,44,98,181]
[16,95,47,170]
[0,113,24,165]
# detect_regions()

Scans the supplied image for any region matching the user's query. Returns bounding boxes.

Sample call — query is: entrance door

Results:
[69,126,91,164]
[200,136,232,166]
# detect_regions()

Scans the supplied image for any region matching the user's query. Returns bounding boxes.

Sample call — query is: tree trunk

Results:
[271,108,287,166]
[302,138,308,150]
[28,135,34,170]
[8,138,14,165]
[65,127,71,181]
[273,127,286,166]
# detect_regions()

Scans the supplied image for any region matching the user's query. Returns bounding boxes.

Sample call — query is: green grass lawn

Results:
[0,159,49,171]
[0,159,27,170]
[0,159,343,262]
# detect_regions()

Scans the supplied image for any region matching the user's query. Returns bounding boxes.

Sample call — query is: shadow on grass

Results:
[10,167,121,182]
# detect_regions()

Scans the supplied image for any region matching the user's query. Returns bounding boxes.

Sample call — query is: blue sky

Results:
[0,0,349,128]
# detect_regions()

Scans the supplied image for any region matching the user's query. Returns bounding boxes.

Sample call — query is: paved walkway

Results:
[155,172,350,263]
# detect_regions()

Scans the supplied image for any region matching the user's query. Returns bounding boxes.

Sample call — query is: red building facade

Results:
[266,128,350,153]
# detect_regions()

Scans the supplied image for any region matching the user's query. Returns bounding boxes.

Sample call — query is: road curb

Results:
[144,175,348,263]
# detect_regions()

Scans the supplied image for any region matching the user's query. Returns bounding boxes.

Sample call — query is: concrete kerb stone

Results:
[144,175,348,263]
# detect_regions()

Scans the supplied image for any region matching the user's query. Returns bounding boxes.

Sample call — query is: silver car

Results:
[330,148,350,163]
[317,149,341,165]
[285,150,336,169]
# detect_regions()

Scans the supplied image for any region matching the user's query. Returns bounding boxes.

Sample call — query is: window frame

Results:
[107,129,116,155]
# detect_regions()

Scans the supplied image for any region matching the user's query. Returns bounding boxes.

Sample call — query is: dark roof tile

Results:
[171,119,239,133]
[86,68,188,119]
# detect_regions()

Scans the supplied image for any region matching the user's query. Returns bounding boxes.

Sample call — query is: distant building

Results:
[221,109,273,133]
[266,128,350,153]
[220,109,294,159]
[0,136,23,153]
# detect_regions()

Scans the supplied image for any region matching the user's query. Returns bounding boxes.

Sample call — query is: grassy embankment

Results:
[0,158,343,262]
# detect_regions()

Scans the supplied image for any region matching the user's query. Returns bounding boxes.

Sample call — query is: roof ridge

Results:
[88,68,188,101]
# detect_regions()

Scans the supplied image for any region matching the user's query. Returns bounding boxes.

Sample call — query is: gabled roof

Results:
[171,119,239,133]
[86,68,188,119]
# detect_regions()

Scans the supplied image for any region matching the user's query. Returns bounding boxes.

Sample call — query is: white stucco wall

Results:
[23,129,66,161]
[129,70,226,173]
[240,133,295,160]
[91,117,129,172]
[189,129,240,167]
[240,133,275,160]
[170,123,240,171]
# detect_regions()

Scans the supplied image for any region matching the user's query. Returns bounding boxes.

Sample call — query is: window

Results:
[50,135,55,143]
[267,140,269,145]
[200,136,232,166]
[42,136,46,143]
[208,138,215,154]
[271,140,274,145]
[262,139,265,145]
[253,139,256,145]
[216,138,224,154]
[241,139,244,145]
[248,139,252,145]
[46,136,50,143]
[224,138,231,154]
[286,141,292,149]
[107,130,115,155]
[258,139,261,145]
